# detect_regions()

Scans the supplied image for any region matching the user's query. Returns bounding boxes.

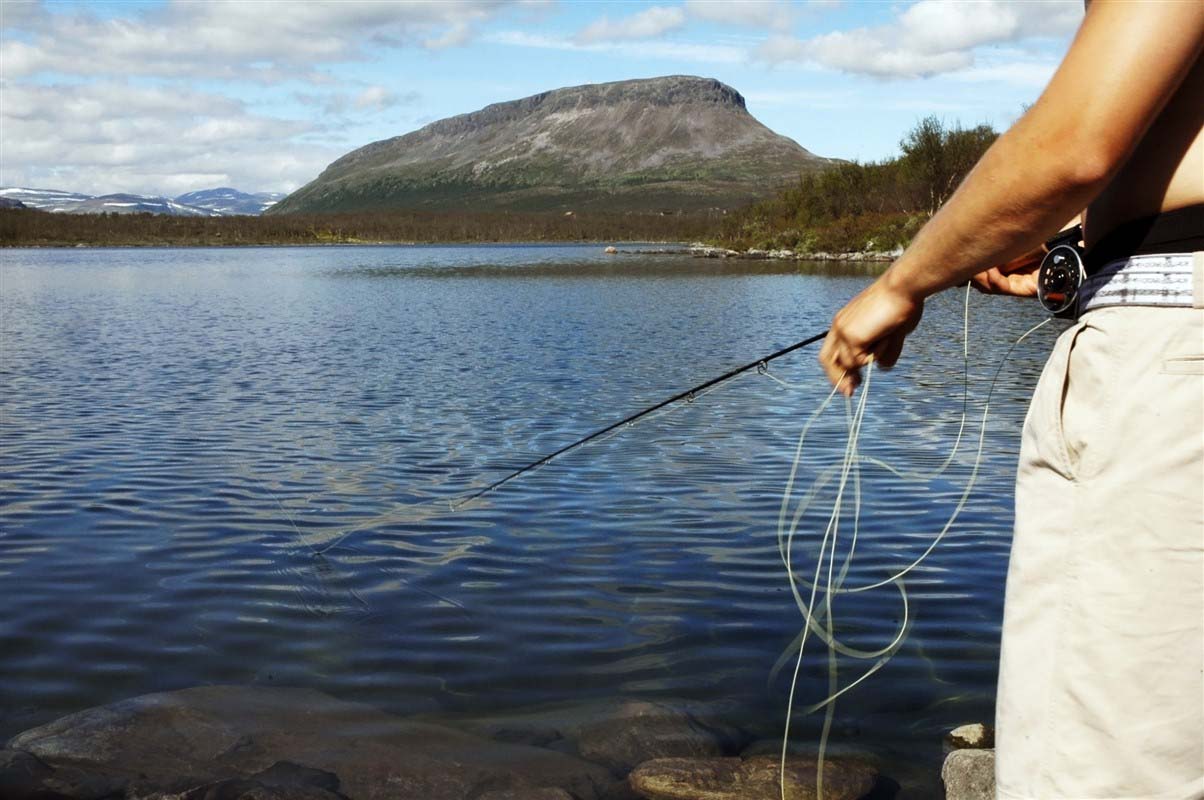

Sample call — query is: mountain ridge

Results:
[0,187,284,216]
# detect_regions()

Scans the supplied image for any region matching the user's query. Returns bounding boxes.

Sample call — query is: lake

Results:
[0,244,1060,795]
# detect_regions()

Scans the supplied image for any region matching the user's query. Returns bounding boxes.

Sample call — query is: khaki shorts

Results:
[996,304,1204,800]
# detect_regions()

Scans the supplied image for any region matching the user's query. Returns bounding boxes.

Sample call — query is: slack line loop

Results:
[449,328,831,511]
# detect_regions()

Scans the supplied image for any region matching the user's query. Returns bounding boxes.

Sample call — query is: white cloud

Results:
[742,87,860,110]
[0,1,533,195]
[772,29,976,78]
[576,6,687,43]
[0,81,340,195]
[684,0,797,31]
[488,30,745,64]
[946,59,1060,89]
[295,86,420,116]
[757,0,1081,79]
[0,0,40,30]
[0,0,526,82]
[355,86,401,111]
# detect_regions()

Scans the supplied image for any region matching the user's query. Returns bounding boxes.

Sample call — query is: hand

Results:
[819,276,923,396]
[969,248,1041,297]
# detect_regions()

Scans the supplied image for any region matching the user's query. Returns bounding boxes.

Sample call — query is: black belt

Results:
[1084,202,1204,273]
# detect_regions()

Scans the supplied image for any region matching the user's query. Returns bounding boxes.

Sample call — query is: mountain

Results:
[269,75,832,215]
[0,187,283,216]
[63,194,216,216]
[0,187,94,212]
[175,187,285,215]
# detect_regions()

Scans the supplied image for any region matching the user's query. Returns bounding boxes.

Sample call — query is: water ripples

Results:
[0,244,1059,793]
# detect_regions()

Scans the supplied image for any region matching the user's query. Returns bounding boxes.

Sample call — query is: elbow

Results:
[1066,147,1118,192]
[1060,134,1130,195]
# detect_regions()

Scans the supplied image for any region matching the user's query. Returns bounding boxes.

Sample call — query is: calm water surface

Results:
[0,245,1060,794]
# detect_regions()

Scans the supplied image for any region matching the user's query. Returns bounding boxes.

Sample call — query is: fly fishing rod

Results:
[451,328,831,510]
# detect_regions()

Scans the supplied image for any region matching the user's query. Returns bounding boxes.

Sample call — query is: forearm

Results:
[883,126,1100,300]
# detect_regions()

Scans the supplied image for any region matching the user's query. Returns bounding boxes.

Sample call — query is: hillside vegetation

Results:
[713,117,998,253]
[0,208,719,247]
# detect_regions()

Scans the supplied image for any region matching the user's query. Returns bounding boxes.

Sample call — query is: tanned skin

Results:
[820,0,1204,395]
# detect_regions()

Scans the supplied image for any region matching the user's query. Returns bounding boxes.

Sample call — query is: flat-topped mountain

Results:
[270,76,831,215]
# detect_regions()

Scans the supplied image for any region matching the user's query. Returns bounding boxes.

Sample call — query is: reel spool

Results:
[1038,227,1086,318]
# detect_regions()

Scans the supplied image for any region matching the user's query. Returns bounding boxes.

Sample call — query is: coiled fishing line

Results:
[772,286,1052,800]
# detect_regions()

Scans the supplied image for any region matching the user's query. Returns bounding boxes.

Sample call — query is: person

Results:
[817,2,1204,798]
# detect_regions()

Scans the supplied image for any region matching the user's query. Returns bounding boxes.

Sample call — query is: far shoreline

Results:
[0,239,900,266]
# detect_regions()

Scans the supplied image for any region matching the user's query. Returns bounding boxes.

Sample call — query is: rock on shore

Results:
[944,723,994,751]
[941,749,994,800]
[1,686,895,800]
[602,244,902,262]
[628,754,876,800]
[688,244,901,262]
[3,686,615,800]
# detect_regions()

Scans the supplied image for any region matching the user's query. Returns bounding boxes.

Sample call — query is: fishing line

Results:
[775,286,1053,800]
[448,329,831,510]
[300,330,835,556]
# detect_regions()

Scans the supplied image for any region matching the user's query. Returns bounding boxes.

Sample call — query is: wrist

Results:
[881,258,931,306]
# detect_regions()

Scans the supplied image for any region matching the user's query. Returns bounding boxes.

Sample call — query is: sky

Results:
[0,0,1084,197]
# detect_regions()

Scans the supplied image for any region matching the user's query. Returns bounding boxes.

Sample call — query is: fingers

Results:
[874,333,906,370]
[990,270,1013,294]
[818,332,850,394]
[818,280,923,395]
[971,267,1040,297]
[969,271,994,294]
[819,330,872,396]
[1005,271,1039,297]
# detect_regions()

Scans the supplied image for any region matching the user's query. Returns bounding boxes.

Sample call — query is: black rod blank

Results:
[451,329,830,509]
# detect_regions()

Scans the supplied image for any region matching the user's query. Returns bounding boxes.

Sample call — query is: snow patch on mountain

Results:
[0,186,284,216]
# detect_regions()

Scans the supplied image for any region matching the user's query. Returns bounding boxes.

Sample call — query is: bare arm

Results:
[820,0,1204,394]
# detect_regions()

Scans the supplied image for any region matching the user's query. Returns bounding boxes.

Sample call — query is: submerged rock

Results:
[940,749,994,800]
[0,746,125,800]
[628,754,876,800]
[944,723,994,750]
[475,790,575,800]
[448,697,749,776]
[169,761,347,799]
[5,685,614,800]
[576,700,743,774]
[0,749,55,799]
[738,738,880,765]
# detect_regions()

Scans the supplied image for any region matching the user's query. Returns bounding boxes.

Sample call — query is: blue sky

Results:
[0,0,1082,196]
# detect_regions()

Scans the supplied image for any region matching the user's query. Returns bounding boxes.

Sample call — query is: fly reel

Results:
[1038,226,1086,318]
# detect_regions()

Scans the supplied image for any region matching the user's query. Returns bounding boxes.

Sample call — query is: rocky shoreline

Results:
[1,686,996,800]
[604,244,903,263]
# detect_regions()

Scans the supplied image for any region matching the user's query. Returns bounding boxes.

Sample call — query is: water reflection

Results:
[0,244,1058,795]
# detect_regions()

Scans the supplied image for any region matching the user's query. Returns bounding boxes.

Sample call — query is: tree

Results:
[899,116,998,215]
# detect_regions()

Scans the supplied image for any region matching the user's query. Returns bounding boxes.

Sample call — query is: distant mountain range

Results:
[0,187,284,216]
[174,188,286,216]
[270,75,832,215]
